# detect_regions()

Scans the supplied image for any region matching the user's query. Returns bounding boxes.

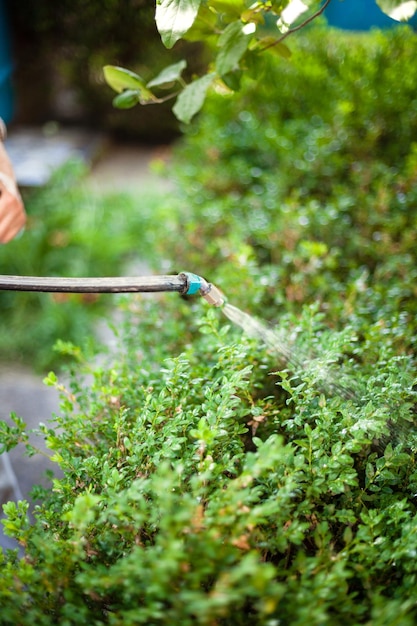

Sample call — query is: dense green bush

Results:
[2,26,417,624]
[1,298,417,624]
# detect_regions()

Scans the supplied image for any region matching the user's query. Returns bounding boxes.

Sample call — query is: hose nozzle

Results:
[199,280,224,307]
[180,272,225,307]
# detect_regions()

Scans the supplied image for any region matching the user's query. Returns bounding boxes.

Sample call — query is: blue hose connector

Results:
[181,271,204,295]
[180,271,224,307]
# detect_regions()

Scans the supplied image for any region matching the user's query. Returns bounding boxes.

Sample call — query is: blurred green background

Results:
[0,3,416,371]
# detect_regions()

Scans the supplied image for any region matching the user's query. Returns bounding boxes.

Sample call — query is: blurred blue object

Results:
[0,0,14,123]
[325,0,416,30]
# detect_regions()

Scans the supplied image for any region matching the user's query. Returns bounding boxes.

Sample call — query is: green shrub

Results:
[1,299,417,624]
[2,24,417,625]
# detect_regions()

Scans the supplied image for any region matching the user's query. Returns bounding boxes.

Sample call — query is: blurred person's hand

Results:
[0,121,26,243]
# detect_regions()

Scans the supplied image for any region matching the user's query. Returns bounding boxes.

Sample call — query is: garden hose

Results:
[0,271,225,306]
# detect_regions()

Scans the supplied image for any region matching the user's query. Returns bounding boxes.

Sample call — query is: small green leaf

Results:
[156,0,202,49]
[343,525,353,545]
[43,371,58,387]
[147,60,187,88]
[216,21,251,76]
[103,65,146,94]
[376,0,417,21]
[173,73,215,123]
[104,66,156,104]
[113,90,141,109]
[0,413,29,453]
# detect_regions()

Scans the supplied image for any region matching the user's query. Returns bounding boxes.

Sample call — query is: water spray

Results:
[0,271,225,306]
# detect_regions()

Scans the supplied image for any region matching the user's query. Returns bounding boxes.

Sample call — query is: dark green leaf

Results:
[221,69,243,91]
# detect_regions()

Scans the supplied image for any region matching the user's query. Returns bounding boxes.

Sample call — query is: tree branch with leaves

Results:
[104,0,417,124]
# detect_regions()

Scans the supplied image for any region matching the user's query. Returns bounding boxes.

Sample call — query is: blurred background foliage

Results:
[5,0,207,140]
[0,21,416,371]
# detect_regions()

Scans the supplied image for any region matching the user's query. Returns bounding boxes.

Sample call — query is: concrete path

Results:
[88,141,172,192]
[0,366,60,549]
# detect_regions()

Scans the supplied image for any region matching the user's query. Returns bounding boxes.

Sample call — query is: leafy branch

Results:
[104,0,417,124]
[261,0,333,50]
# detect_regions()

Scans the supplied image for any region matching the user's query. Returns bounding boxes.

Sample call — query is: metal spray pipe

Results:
[0,271,225,306]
